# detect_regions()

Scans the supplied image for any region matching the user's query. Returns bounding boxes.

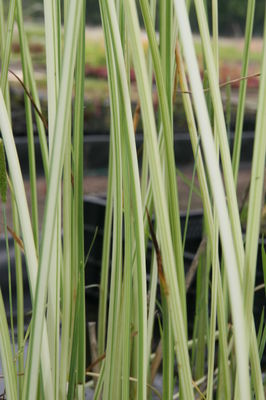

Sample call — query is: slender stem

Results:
[194,0,245,272]
[242,8,266,399]
[3,206,15,356]
[97,143,113,357]
[0,0,16,95]
[100,2,148,398]
[44,1,61,396]
[22,1,83,397]
[0,88,54,399]
[16,0,39,249]
[124,0,193,396]
[73,1,86,390]
[140,0,187,326]
[173,0,250,398]
[100,5,123,398]
[11,196,24,398]
[232,0,256,184]
[0,290,17,400]
[207,2,219,398]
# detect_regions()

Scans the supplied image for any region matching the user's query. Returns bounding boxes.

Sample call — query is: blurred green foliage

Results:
[13,0,265,35]
[190,0,265,35]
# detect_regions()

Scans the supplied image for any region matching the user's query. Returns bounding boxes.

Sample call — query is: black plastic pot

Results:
[0,196,264,365]
[83,196,266,366]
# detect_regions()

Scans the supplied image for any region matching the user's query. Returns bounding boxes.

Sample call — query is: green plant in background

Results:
[0,1,265,400]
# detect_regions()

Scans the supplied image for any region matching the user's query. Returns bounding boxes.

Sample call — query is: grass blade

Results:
[232,0,256,183]
[124,0,194,396]
[22,1,83,397]
[173,0,250,397]
[0,290,17,400]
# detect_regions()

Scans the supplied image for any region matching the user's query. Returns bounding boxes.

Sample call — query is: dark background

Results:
[20,0,265,36]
